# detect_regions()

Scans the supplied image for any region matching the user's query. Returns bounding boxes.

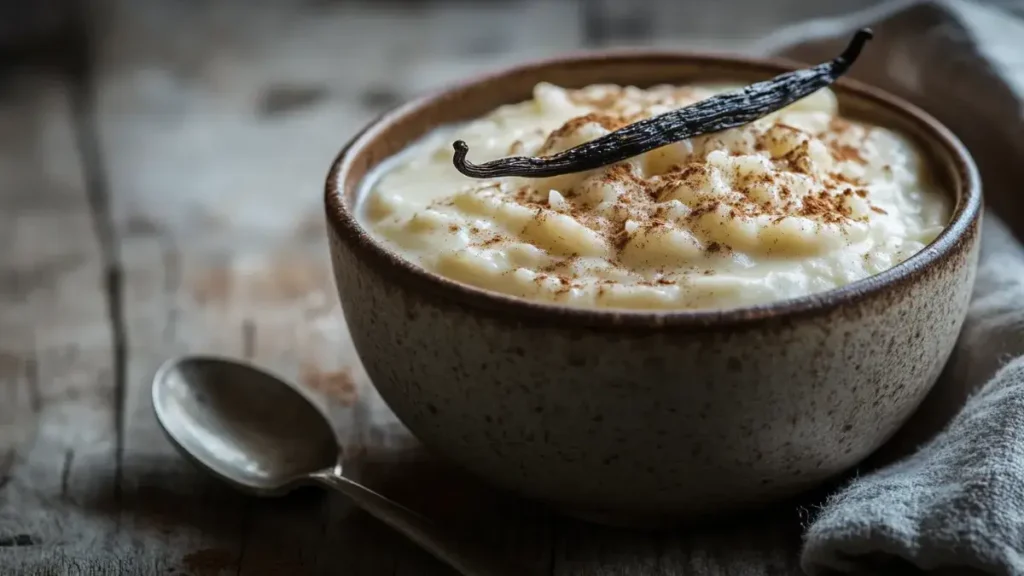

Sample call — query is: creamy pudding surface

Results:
[358,82,951,310]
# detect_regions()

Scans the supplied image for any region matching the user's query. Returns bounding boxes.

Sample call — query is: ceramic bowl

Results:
[324,51,982,525]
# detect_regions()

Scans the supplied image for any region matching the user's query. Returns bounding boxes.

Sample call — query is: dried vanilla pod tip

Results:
[452,28,874,179]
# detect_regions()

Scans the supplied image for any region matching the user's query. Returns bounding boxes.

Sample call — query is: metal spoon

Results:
[152,355,514,576]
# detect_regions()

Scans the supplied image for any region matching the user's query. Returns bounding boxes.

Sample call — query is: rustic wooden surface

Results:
[0,0,1020,574]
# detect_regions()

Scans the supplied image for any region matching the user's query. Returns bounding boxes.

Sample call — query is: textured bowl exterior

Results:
[324,52,982,521]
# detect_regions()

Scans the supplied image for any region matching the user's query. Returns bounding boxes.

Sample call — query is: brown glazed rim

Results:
[325,49,981,331]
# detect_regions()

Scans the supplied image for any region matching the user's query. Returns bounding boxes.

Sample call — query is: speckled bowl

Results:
[323,51,982,525]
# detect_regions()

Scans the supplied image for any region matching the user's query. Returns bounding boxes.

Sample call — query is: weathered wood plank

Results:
[0,70,124,574]
[551,507,806,575]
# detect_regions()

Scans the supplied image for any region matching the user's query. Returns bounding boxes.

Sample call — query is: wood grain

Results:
[0,68,124,574]
[2,0,1020,574]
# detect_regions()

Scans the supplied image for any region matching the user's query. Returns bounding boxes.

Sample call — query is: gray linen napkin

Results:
[803,219,1024,576]
[753,1,1024,574]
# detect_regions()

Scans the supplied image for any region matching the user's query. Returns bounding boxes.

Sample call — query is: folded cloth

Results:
[802,217,1024,576]
[755,1,1024,574]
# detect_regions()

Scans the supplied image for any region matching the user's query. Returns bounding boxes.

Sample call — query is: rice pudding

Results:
[359,82,951,310]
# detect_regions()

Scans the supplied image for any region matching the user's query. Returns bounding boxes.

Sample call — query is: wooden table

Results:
[1,1,1020,574]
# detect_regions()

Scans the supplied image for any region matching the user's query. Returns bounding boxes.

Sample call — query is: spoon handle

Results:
[311,468,517,576]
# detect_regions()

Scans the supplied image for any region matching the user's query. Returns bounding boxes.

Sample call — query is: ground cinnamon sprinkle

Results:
[539,113,630,154]
[798,194,848,224]
[480,234,506,247]
[455,85,891,283]
[833,144,864,163]
[568,84,699,115]
[828,117,853,132]
[568,86,626,110]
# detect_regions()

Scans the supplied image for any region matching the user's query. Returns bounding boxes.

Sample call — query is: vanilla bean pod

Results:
[452,28,873,179]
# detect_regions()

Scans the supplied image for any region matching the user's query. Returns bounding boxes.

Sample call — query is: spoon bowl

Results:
[152,356,338,495]
[152,354,517,576]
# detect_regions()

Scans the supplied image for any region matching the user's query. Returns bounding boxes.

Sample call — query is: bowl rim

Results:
[324,48,981,331]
